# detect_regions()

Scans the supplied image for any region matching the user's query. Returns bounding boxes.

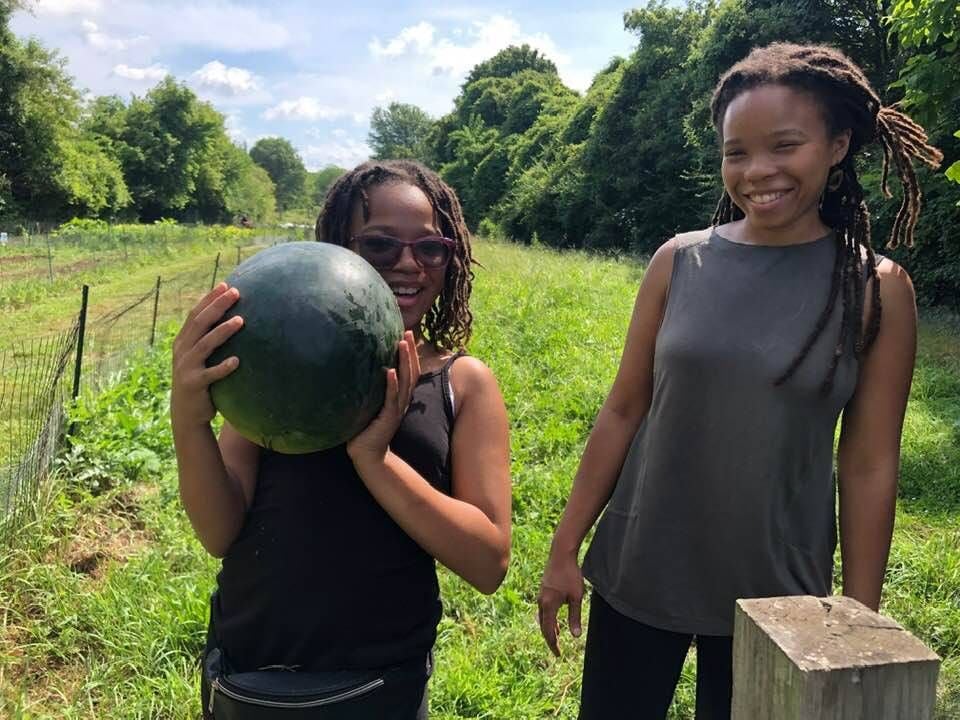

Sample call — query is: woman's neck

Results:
[726,214,832,247]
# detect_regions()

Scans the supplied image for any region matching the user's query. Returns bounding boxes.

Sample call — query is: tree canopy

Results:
[368,102,434,163]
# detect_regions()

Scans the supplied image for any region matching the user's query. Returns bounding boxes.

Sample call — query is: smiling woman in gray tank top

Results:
[536,43,943,720]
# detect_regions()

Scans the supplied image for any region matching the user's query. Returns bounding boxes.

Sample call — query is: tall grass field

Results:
[1,237,958,719]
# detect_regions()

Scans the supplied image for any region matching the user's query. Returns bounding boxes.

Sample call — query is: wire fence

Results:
[0,235,292,545]
[0,227,313,311]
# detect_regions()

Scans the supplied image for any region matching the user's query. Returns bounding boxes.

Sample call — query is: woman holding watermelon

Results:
[171,160,511,719]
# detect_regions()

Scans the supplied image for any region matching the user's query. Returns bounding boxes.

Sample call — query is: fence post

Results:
[150,275,161,346]
[732,596,940,720]
[211,252,221,290]
[46,235,54,282]
[72,285,90,399]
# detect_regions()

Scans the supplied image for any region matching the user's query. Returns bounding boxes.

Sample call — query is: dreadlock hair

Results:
[315,159,474,352]
[710,43,942,393]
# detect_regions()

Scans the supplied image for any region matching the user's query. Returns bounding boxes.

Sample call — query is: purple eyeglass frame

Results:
[349,234,457,268]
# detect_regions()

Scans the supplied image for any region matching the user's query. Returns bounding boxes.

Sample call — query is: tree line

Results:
[0,1,344,227]
[1,0,957,304]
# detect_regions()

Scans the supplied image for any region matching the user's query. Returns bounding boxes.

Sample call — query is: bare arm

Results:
[837,260,917,610]
[537,237,678,655]
[351,357,511,594]
[347,334,511,594]
[171,284,260,558]
[175,421,259,558]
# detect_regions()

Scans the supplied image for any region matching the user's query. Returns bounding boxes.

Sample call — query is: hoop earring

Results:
[826,166,844,192]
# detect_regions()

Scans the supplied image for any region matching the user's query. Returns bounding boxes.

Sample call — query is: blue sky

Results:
[12,0,639,170]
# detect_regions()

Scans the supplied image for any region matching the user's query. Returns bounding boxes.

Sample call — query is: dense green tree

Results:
[496,59,627,246]
[578,2,712,250]
[818,0,897,87]
[438,116,503,223]
[368,102,434,162]
[57,136,131,217]
[113,78,222,220]
[464,44,558,86]
[887,0,960,178]
[222,144,276,223]
[250,137,307,213]
[0,20,130,221]
[881,0,960,307]
[309,165,346,207]
[437,58,576,225]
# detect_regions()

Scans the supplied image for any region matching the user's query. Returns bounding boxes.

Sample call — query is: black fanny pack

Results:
[203,647,431,720]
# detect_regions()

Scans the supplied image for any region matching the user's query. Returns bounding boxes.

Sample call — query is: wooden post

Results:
[149,276,161,346]
[210,251,221,291]
[72,285,90,400]
[732,596,940,720]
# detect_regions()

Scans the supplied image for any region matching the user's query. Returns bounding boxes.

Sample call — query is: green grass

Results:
[0,237,958,718]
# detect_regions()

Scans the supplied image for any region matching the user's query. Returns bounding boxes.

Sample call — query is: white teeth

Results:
[751,191,787,204]
[393,287,420,296]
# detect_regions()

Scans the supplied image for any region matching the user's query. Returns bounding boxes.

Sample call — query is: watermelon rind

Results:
[207,241,404,454]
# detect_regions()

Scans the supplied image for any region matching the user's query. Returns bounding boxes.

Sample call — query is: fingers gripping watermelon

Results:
[207,242,404,454]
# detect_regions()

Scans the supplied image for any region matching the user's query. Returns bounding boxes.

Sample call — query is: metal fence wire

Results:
[0,237,283,544]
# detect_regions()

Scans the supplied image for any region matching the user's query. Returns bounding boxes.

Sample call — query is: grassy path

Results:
[0,238,957,718]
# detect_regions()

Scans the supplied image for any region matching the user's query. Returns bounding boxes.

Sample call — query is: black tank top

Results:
[209,353,461,671]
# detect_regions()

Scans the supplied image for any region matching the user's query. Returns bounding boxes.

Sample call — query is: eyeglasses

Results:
[351,234,456,269]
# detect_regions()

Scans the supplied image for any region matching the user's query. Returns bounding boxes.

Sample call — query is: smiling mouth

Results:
[745,189,792,205]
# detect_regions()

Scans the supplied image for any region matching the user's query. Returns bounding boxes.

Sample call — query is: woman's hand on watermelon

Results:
[171,283,244,429]
[346,330,420,463]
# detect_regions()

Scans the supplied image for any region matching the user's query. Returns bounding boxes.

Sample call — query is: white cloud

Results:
[301,140,371,172]
[36,2,290,52]
[143,3,289,52]
[440,16,570,78]
[332,129,349,139]
[368,14,579,89]
[375,89,396,103]
[112,63,168,81]
[191,61,259,95]
[81,19,148,52]
[369,21,435,58]
[263,97,347,122]
[33,0,102,15]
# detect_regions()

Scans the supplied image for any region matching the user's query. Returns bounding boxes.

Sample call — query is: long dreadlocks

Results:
[316,159,475,352]
[710,43,942,392]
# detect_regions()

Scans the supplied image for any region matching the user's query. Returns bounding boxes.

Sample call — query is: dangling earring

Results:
[826,166,844,192]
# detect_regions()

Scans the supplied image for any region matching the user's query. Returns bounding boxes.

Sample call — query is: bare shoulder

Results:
[448,355,501,399]
[874,257,916,305]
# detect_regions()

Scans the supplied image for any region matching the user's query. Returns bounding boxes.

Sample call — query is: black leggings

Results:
[578,593,733,720]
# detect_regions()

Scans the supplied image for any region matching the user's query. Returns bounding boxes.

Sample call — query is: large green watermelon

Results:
[207,241,404,454]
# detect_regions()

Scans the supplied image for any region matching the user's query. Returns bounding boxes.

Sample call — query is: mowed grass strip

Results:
[0,237,956,719]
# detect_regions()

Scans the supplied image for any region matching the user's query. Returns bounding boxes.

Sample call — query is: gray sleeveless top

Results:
[582,227,861,636]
